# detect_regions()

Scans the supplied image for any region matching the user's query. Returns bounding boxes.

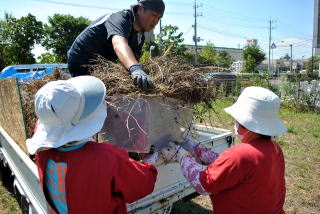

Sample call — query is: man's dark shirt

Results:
[67,8,145,76]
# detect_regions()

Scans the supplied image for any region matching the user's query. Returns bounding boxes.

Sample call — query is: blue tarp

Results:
[0,66,17,78]
[0,67,55,84]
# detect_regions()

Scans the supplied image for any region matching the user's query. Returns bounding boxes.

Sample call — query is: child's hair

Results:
[260,134,271,140]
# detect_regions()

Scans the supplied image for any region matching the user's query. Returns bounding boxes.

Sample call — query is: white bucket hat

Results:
[224,86,287,136]
[26,76,107,155]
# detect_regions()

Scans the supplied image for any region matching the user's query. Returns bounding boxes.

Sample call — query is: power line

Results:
[32,0,121,10]
[274,40,312,50]
[276,43,312,51]
[183,26,193,38]
[32,0,191,15]
[202,3,268,23]
[274,45,311,53]
[272,41,313,59]
[274,30,312,41]
[198,24,248,39]
[273,41,312,50]
[200,13,266,29]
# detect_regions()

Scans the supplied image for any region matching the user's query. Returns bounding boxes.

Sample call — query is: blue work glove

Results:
[128,64,154,91]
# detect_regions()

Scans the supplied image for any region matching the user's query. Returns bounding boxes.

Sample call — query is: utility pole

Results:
[312,47,314,72]
[272,47,274,73]
[193,0,202,64]
[268,18,276,72]
[290,44,293,74]
[159,20,163,55]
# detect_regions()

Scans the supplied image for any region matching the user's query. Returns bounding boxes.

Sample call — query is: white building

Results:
[231,61,244,73]
[185,45,243,61]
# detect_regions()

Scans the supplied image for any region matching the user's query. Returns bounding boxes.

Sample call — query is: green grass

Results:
[279,109,320,214]
[0,181,21,214]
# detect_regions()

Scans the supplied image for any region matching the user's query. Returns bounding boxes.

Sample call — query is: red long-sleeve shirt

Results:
[200,139,286,214]
[35,141,157,214]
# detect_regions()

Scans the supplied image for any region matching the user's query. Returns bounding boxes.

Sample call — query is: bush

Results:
[280,75,320,113]
[226,73,319,114]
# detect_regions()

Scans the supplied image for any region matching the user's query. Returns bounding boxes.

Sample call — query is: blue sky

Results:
[1,0,314,60]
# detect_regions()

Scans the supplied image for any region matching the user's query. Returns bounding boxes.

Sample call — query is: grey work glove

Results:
[128,64,154,91]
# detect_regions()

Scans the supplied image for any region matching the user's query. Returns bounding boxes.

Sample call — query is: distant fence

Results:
[214,73,320,111]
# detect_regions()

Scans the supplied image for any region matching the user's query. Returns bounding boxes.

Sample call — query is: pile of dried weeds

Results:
[20,69,69,138]
[92,56,216,104]
[20,57,217,138]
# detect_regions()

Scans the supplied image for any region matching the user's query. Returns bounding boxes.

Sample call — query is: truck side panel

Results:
[0,78,28,153]
[0,127,48,214]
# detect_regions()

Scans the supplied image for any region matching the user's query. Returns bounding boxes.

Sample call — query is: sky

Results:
[1,0,314,61]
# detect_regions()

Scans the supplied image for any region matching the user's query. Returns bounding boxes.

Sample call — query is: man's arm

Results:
[112,35,154,91]
[112,35,138,69]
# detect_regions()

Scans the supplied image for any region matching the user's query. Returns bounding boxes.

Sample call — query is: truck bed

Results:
[0,124,233,214]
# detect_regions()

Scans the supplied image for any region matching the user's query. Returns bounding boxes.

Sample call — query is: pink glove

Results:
[180,155,209,195]
[181,136,198,155]
[161,142,191,163]
[182,136,219,165]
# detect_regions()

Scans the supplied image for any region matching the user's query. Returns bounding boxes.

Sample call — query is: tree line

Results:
[0,12,89,68]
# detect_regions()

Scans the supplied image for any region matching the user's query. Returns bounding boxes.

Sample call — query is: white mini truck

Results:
[0,65,234,214]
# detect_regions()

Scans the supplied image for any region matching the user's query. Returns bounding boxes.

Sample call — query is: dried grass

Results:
[92,56,216,104]
[20,56,218,138]
[20,69,69,138]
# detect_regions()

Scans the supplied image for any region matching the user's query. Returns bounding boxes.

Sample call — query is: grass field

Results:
[0,181,21,214]
[0,99,319,214]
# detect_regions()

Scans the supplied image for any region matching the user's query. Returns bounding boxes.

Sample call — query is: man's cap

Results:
[134,0,165,16]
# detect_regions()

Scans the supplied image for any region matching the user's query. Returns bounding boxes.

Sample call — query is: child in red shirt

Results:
[26,76,158,214]
[162,86,287,214]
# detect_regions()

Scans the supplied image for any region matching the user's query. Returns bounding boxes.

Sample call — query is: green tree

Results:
[42,14,90,63]
[199,41,217,64]
[0,42,6,70]
[242,44,265,73]
[37,53,59,64]
[182,51,196,63]
[1,12,43,65]
[244,54,256,73]
[0,17,7,69]
[198,42,234,68]
[217,51,234,68]
[156,25,186,56]
[0,54,4,70]
[140,40,160,62]
[306,56,320,76]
